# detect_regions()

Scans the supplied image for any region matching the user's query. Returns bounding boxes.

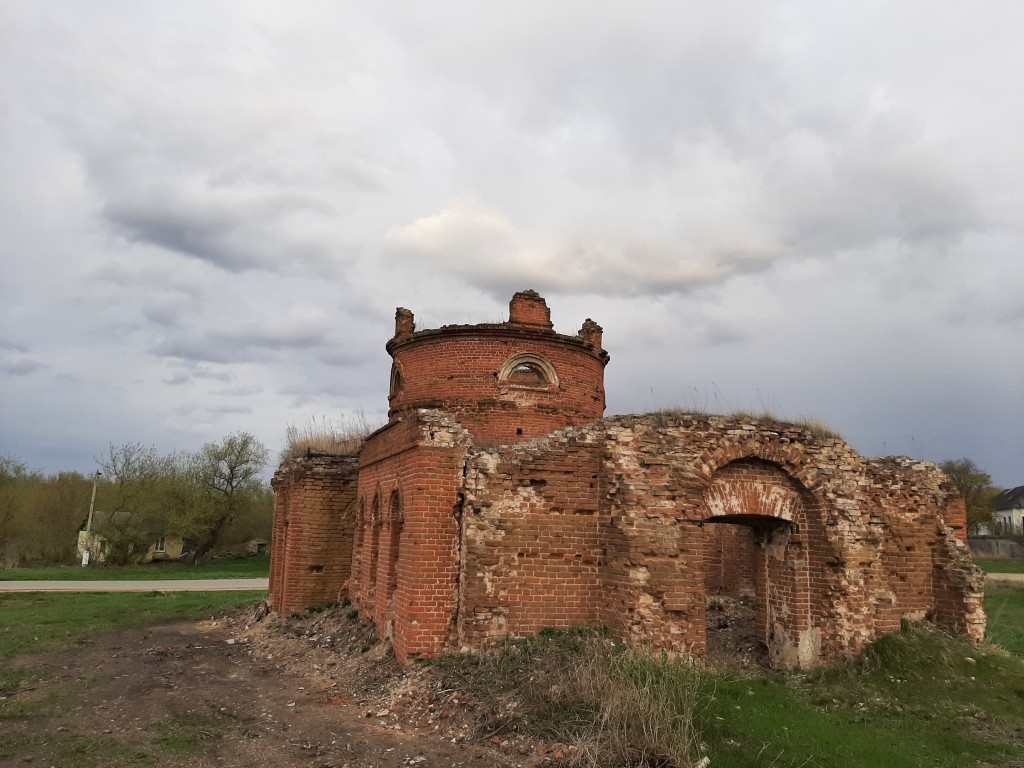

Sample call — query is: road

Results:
[0,577,268,592]
[2,573,1020,592]
[987,572,1024,584]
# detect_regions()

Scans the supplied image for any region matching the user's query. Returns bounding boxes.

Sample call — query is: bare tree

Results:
[95,443,170,565]
[169,432,269,563]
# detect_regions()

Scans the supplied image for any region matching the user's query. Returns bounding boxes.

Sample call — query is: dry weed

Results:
[281,413,380,460]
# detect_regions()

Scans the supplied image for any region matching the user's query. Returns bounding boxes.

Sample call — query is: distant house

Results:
[245,538,269,556]
[76,511,184,564]
[216,538,269,557]
[992,486,1024,535]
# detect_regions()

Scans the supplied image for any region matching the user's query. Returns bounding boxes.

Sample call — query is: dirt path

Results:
[0,611,539,768]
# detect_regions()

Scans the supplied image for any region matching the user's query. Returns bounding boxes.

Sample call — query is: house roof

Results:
[993,485,1024,511]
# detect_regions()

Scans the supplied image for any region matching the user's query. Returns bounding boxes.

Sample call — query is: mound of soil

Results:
[4,599,767,767]
[1,603,562,768]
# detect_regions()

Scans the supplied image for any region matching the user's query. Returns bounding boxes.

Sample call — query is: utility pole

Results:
[86,470,101,533]
[82,470,102,566]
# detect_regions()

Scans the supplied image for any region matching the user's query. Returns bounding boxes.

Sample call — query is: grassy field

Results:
[700,626,1024,767]
[2,584,1022,767]
[976,557,1024,574]
[0,554,270,581]
[429,585,1024,768]
[986,582,1024,655]
[0,591,265,658]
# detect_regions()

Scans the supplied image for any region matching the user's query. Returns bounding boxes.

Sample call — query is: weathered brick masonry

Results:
[269,454,358,616]
[269,291,984,668]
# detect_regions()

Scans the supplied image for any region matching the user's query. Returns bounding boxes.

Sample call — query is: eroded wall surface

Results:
[460,413,984,667]
[271,412,983,668]
[269,455,358,616]
[350,412,472,663]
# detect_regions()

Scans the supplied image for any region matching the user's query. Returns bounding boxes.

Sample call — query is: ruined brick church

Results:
[269,290,984,668]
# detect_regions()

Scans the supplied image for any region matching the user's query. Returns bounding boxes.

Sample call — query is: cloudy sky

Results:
[1,1,1021,487]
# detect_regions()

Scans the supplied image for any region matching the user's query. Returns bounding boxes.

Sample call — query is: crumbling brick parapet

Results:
[270,291,985,670]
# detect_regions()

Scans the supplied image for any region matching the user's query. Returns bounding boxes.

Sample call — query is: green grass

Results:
[0,667,53,720]
[0,590,264,658]
[986,582,1024,655]
[0,554,270,581]
[149,713,234,754]
[2,584,1021,768]
[701,628,1024,767]
[0,731,155,765]
[976,558,1024,574]
[0,592,258,767]
[432,594,1024,768]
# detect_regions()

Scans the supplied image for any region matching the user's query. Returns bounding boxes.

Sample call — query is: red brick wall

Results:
[704,524,756,597]
[460,415,984,669]
[384,293,607,448]
[268,455,358,616]
[458,432,605,646]
[351,413,471,664]
[269,292,983,670]
[508,289,554,328]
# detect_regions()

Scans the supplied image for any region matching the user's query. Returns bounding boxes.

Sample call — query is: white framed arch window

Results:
[497,353,559,389]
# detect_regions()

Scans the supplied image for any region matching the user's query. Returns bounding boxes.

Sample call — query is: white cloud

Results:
[0,1,1021,487]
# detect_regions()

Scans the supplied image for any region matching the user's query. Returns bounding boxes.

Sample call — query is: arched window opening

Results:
[389,363,404,399]
[367,494,382,608]
[387,491,403,595]
[498,353,559,390]
[509,362,546,387]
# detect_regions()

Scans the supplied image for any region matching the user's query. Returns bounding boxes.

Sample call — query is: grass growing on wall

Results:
[649,407,843,439]
[281,413,380,459]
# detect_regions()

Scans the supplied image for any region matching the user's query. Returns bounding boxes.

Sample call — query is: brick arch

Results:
[389,361,405,402]
[702,457,835,669]
[363,491,383,616]
[696,441,820,496]
[375,488,405,636]
[497,352,560,390]
[704,460,804,524]
[352,498,367,584]
[388,488,403,522]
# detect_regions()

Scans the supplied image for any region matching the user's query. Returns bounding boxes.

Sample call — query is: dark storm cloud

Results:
[151,320,368,367]
[103,187,337,274]
[1,357,47,376]
[0,338,30,353]
[161,371,191,386]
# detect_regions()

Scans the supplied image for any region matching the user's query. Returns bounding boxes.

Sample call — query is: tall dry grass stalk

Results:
[281,413,380,460]
[433,630,709,768]
[567,646,708,768]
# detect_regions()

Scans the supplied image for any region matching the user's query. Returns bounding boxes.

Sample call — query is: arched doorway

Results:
[702,458,823,669]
